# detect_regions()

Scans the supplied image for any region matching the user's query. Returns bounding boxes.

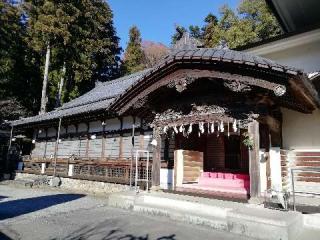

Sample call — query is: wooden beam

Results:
[289,77,317,111]
[248,120,260,199]
[152,128,161,189]
[101,120,106,159]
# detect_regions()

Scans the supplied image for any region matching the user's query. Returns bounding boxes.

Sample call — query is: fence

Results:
[21,155,155,185]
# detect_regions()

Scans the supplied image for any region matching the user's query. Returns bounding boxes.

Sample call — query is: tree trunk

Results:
[57,61,66,107]
[40,44,51,115]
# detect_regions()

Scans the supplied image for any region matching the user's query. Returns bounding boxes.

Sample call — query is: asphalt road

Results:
[0,184,255,240]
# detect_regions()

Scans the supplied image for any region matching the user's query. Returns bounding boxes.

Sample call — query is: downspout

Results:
[53,118,62,177]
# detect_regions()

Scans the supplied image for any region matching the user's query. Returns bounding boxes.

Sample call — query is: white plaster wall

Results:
[260,41,320,72]
[246,29,320,72]
[282,108,320,150]
[270,147,282,191]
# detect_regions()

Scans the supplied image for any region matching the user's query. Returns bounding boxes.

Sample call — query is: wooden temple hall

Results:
[10,35,320,200]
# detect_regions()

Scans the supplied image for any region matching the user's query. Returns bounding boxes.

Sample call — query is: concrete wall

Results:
[282,108,320,150]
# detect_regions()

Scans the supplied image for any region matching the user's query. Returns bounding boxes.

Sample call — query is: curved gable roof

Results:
[11,48,318,127]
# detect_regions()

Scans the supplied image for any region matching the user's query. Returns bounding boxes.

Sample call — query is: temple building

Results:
[9,28,320,201]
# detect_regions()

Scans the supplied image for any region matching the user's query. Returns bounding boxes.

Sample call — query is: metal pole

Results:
[53,118,62,177]
[146,151,149,191]
[130,123,135,188]
[6,126,14,172]
[135,150,139,192]
[291,168,296,211]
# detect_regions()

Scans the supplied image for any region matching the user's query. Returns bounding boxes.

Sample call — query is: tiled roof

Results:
[11,69,151,126]
[12,48,307,126]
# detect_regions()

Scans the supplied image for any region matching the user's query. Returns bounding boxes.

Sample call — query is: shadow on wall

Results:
[59,222,177,240]
[0,194,85,220]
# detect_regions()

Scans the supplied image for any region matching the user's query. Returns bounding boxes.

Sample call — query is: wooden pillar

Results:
[43,128,48,159]
[248,120,260,200]
[119,117,123,160]
[101,120,106,159]
[151,127,161,190]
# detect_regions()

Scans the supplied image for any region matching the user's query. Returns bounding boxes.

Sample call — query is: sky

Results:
[107,0,239,50]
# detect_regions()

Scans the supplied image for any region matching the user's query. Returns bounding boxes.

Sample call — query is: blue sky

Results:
[108,0,239,50]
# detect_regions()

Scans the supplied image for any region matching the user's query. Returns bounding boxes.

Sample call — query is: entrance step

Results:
[108,191,303,240]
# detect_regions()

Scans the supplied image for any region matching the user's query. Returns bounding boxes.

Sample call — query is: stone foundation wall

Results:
[14,173,130,194]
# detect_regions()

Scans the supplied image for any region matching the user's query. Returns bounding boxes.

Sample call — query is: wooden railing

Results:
[20,155,168,185]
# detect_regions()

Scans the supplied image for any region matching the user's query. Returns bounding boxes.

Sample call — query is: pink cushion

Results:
[202,172,211,178]
[217,172,224,178]
[209,172,217,178]
[224,173,234,179]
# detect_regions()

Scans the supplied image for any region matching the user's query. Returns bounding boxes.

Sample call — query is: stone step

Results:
[108,191,304,240]
[133,202,228,231]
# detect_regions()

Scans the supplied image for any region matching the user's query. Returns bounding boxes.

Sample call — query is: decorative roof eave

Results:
[110,52,317,115]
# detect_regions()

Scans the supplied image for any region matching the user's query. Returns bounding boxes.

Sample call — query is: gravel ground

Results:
[0,184,252,240]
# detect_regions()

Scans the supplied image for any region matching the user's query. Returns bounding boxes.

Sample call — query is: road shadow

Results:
[0,196,7,202]
[0,232,13,240]
[58,220,176,240]
[0,194,85,220]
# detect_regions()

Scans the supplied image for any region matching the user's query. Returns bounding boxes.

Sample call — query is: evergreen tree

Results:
[238,0,281,40]
[24,0,121,111]
[172,0,281,49]
[122,26,146,74]
[171,25,187,44]
[0,0,41,122]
